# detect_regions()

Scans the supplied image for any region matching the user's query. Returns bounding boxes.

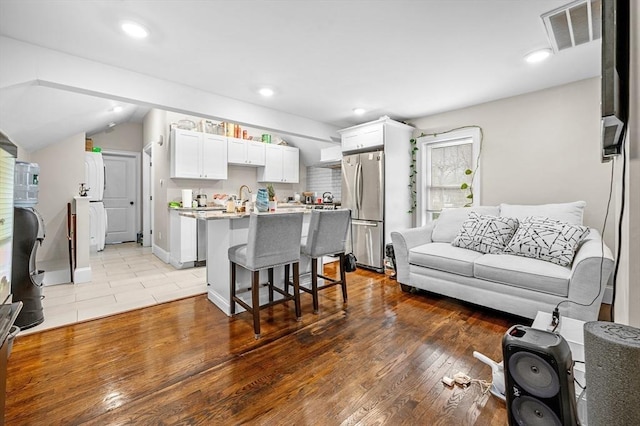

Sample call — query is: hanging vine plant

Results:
[407,126,483,215]
[408,138,418,213]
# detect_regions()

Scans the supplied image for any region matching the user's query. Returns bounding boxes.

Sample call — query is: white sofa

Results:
[391,202,614,321]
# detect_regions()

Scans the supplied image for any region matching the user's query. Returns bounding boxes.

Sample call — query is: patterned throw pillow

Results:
[504,216,590,266]
[451,212,519,254]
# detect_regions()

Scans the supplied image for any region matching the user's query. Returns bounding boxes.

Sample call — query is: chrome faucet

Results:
[238,185,252,202]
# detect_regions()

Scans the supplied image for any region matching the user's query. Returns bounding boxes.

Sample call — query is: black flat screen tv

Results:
[601,0,629,162]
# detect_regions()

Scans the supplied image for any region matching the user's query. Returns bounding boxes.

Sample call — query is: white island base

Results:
[198,211,318,317]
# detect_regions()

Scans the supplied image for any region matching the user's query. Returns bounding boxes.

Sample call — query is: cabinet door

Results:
[171,129,201,178]
[246,141,266,166]
[201,134,228,179]
[341,123,384,152]
[282,146,299,183]
[258,144,284,182]
[227,137,246,165]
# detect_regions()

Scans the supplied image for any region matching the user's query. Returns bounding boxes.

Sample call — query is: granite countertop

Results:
[179,207,311,220]
[168,206,226,211]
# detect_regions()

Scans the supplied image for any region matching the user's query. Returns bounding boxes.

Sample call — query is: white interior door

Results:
[103,152,139,244]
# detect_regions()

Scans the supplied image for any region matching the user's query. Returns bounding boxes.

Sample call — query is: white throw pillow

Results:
[499,201,586,225]
[504,216,590,266]
[451,212,519,254]
[431,206,500,243]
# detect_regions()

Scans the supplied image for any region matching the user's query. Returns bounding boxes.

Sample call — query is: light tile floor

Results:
[20,242,206,335]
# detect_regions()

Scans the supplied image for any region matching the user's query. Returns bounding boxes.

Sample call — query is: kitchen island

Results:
[180,208,314,316]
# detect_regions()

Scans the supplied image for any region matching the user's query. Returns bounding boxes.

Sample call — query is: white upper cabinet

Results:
[257,144,299,183]
[340,122,384,153]
[227,137,266,166]
[171,129,227,180]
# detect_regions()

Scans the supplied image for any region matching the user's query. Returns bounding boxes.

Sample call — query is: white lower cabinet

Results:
[169,209,196,269]
[257,144,299,183]
[171,129,228,180]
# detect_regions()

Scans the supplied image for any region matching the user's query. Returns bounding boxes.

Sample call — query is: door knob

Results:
[130,201,134,205]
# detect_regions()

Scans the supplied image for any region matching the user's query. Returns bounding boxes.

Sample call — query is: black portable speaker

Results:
[502,325,578,426]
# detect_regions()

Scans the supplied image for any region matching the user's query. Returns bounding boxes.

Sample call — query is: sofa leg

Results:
[399,283,413,293]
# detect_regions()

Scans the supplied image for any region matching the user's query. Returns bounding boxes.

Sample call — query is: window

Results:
[416,128,481,226]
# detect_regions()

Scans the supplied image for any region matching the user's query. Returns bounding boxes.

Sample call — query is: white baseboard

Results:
[153,244,170,263]
[74,267,92,284]
[43,268,71,286]
[169,258,195,270]
[208,290,234,316]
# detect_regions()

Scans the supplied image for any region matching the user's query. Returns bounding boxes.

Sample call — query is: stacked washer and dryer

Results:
[85,151,107,252]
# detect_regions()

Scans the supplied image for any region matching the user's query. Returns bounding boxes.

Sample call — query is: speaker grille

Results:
[512,396,563,426]
[509,352,560,398]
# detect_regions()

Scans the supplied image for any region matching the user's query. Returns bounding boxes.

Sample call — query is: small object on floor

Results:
[453,372,471,387]
[442,376,455,387]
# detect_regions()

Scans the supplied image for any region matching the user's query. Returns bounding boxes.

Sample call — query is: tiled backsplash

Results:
[306,167,342,202]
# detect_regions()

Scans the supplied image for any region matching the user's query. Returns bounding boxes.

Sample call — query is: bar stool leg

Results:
[252,270,261,339]
[293,262,301,320]
[230,262,237,315]
[268,268,274,302]
[339,253,348,302]
[311,257,319,313]
[284,264,290,293]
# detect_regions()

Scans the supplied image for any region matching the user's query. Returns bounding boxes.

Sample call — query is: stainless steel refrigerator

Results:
[341,150,385,272]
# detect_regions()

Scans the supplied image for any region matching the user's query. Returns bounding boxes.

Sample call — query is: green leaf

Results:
[464,169,473,175]
[464,203,472,208]
[466,194,473,199]
[460,183,468,190]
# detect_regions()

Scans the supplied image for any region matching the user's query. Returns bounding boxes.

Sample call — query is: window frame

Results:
[416,127,481,226]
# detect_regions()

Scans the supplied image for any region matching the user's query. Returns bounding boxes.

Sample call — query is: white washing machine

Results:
[84,152,104,201]
[88,202,107,252]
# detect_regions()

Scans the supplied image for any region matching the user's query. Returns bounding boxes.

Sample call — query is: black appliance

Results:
[502,325,578,426]
[11,207,45,329]
[601,0,629,161]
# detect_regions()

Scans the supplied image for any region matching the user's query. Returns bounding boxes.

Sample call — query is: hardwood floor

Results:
[5,265,526,425]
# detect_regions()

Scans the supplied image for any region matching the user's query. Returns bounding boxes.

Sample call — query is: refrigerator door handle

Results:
[355,162,362,212]
[352,220,378,227]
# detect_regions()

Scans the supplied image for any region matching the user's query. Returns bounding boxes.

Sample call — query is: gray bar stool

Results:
[229,212,304,339]
[300,209,351,313]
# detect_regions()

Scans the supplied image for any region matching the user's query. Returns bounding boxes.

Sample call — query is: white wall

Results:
[30,132,85,264]
[89,122,143,152]
[409,78,614,247]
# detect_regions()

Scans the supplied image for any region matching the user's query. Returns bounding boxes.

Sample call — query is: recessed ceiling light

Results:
[524,48,552,64]
[121,21,149,39]
[111,106,123,113]
[107,122,117,128]
[353,108,366,115]
[258,88,275,97]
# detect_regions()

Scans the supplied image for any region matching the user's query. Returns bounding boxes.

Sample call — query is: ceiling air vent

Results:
[542,0,602,53]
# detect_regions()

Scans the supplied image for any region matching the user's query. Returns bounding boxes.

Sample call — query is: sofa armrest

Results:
[391,223,435,285]
[566,229,614,320]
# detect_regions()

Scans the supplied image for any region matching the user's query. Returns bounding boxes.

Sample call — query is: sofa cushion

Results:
[451,212,519,254]
[431,206,500,243]
[409,242,484,277]
[499,201,586,225]
[504,217,590,266]
[474,254,571,297]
